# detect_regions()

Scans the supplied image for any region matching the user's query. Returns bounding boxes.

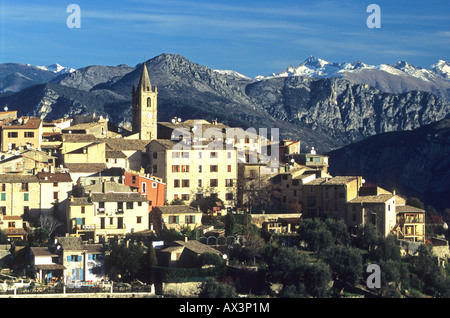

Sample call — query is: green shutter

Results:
[1,193,5,201]
[24,193,29,201]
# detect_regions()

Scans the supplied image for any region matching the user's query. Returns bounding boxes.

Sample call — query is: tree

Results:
[0,229,8,244]
[352,224,379,252]
[297,218,333,257]
[240,234,266,265]
[406,197,424,210]
[266,246,309,286]
[38,215,63,237]
[198,278,238,298]
[325,218,349,245]
[105,240,146,282]
[324,245,363,286]
[303,261,332,298]
[170,198,185,205]
[190,195,224,214]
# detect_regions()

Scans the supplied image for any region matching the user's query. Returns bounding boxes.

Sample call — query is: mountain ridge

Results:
[0,53,449,153]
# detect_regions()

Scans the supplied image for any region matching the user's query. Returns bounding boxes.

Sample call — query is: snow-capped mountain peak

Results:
[213,69,251,80]
[430,60,450,80]
[255,56,450,84]
[34,63,76,74]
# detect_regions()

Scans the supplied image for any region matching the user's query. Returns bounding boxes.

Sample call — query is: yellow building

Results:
[395,205,426,242]
[0,174,41,221]
[147,139,238,208]
[67,187,149,243]
[150,205,203,234]
[0,215,28,240]
[0,116,43,152]
[347,193,398,237]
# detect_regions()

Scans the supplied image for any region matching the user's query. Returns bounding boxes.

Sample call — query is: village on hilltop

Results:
[0,63,446,298]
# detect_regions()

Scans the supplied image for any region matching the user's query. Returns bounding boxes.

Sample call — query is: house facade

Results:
[150,205,203,234]
[147,139,238,208]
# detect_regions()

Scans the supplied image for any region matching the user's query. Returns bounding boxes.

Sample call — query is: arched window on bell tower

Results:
[147,97,151,108]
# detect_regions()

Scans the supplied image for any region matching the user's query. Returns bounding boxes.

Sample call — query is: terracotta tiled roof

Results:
[0,174,39,183]
[64,163,108,173]
[36,172,72,183]
[154,205,200,214]
[348,194,394,203]
[105,138,150,151]
[90,192,147,202]
[396,205,425,213]
[56,236,86,251]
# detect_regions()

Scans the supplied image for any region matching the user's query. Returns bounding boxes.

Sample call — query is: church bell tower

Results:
[132,63,158,140]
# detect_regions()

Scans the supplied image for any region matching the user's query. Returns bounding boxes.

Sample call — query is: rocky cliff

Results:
[327,118,450,210]
[1,54,449,152]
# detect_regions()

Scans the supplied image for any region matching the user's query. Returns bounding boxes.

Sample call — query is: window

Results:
[142,182,147,193]
[0,207,6,215]
[152,182,157,188]
[99,202,105,209]
[137,216,142,224]
[174,179,180,188]
[227,152,232,159]
[153,152,157,159]
[1,184,5,192]
[21,183,29,191]
[226,193,233,200]
[53,182,58,187]
[152,165,157,173]
[172,152,180,159]
[81,206,85,214]
[117,202,123,211]
[67,255,82,262]
[168,215,179,224]
[1,193,5,201]
[227,165,232,173]
[181,194,190,201]
[197,152,202,159]
[126,202,134,210]
[181,165,189,172]
[198,179,203,187]
[210,165,218,172]
[7,132,18,138]
[24,193,29,201]
[181,152,190,159]
[182,179,190,188]
[210,179,218,187]
[210,152,217,158]
[185,215,195,224]
[225,179,233,187]
[24,132,34,138]
[172,165,180,172]
[198,165,202,173]
[117,217,124,229]
[53,192,59,200]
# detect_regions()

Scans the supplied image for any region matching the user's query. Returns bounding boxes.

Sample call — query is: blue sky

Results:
[1,0,449,77]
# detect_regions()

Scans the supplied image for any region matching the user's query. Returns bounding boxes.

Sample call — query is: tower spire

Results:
[138,63,151,91]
